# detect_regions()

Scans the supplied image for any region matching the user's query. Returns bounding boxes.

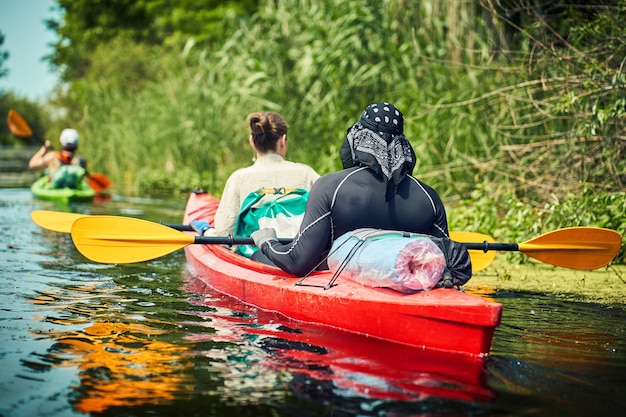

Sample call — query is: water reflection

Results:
[182,275,495,405]
[22,267,497,416]
[5,187,626,416]
[485,293,626,417]
[20,255,626,417]
[492,293,625,362]
[26,279,195,414]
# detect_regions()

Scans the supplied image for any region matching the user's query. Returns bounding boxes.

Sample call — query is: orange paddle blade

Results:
[31,210,85,233]
[450,231,496,272]
[71,216,194,264]
[7,109,33,138]
[86,173,111,192]
[519,227,621,270]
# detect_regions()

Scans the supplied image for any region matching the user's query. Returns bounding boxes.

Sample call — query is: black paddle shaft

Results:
[194,236,292,246]
[462,242,520,253]
[160,222,293,246]
[191,233,518,252]
[161,223,192,231]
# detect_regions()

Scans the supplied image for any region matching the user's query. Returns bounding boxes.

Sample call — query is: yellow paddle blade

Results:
[450,231,496,272]
[71,216,195,264]
[519,227,622,270]
[7,109,33,138]
[31,210,85,233]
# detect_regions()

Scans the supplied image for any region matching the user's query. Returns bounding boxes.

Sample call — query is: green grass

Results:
[467,261,626,306]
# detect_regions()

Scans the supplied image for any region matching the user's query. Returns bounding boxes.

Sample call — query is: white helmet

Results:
[59,128,79,149]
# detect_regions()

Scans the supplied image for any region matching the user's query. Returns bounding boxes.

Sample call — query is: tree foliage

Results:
[475,0,626,197]
[47,0,259,83]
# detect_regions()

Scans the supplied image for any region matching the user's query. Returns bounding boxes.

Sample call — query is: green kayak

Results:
[30,176,96,204]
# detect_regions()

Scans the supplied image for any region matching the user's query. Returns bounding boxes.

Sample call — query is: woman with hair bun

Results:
[208,112,320,237]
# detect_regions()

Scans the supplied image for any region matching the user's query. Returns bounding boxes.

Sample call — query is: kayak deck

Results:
[30,175,96,203]
[183,191,502,356]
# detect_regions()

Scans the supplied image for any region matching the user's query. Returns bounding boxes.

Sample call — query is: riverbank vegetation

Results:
[468,260,626,305]
[1,0,624,263]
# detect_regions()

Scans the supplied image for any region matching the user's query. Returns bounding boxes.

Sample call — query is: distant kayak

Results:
[30,175,96,204]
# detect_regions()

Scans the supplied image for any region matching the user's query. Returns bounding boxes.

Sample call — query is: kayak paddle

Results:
[7,109,112,192]
[462,227,621,271]
[32,210,497,271]
[83,172,111,192]
[30,210,192,233]
[69,215,621,270]
[70,215,291,264]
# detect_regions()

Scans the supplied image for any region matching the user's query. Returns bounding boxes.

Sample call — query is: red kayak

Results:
[183,191,502,356]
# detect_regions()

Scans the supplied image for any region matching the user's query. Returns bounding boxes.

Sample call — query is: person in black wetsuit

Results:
[252,102,462,279]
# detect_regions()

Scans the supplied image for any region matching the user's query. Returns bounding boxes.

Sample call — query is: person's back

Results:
[28,128,86,189]
[219,154,318,211]
[317,166,446,238]
[211,112,319,237]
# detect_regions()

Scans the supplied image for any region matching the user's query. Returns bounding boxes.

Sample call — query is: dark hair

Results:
[248,112,288,153]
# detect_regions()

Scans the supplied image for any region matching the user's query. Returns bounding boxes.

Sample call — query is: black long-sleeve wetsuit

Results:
[257,166,449,276]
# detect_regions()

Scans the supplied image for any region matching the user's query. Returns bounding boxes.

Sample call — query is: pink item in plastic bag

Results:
[328,229,446,293]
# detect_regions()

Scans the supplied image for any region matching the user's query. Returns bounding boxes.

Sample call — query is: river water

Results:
[1,187,625,417]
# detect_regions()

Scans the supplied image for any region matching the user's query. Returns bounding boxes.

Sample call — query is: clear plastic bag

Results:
[328,229,446,293]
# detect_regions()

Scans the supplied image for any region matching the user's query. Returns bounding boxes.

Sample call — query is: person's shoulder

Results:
[314,168,357,186]
[409,175,434,188]
[408,176,443,196]
[229,164,255,176]
[286,159,315,169]
[285,160,320,176]
[222,165,253,187]
[307,169,362,201]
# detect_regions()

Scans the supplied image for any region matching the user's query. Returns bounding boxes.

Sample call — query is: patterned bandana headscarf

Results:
[340,102,416,200]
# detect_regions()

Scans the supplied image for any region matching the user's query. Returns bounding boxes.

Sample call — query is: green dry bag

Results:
[235,187,309,257]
